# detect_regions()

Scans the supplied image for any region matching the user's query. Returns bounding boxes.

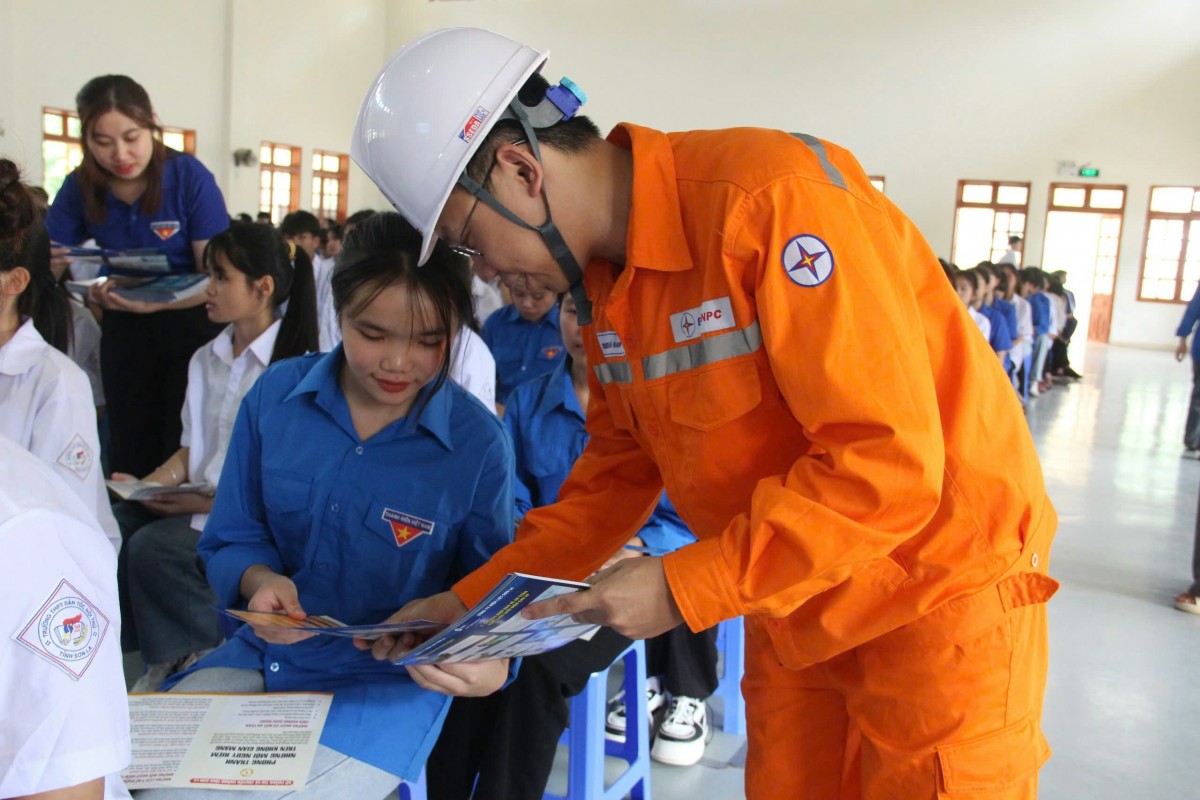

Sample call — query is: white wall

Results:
[3,0,1197,348]
[385,0,1200,349]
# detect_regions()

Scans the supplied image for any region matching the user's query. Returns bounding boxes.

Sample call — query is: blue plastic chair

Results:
[398,767,427,800]
[713,618,746,736]
[544,640,652,800]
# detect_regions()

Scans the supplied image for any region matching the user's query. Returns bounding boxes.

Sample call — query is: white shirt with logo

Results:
[0,435,131,799]
[0,319,119,551]
[181,321,281,532]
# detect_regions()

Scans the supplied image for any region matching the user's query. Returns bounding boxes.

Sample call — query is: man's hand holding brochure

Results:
[221,573,600,665]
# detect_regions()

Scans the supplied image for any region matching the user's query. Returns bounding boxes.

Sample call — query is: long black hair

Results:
[202,221,318,362]
[331,212,473,415]
[0,159,72,353]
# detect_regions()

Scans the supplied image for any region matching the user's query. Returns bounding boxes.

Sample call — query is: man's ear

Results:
[493,142,545,199]
[0,267,31,297]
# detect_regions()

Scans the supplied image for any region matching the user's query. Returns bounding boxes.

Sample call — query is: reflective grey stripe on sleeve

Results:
[789,132,847,191]
[593,360,633,385]
[643,321,763,380]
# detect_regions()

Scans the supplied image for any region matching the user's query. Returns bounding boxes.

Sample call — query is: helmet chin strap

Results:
[456,92,594,324]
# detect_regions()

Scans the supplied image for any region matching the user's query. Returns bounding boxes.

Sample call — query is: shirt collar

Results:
[0,319,46,376]
[535,357,585,421]
[606,123,695,273]
[211,319,281,367]
[284,346,455,450]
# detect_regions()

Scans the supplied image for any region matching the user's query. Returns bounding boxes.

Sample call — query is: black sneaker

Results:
[650,696,712,766]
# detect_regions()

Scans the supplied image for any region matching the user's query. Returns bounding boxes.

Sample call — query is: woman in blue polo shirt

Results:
[481,281,565,408]
[46,74,228,478]
[139,214,515,799]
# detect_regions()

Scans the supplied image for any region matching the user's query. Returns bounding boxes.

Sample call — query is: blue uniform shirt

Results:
[979,302,1013,355]
[45,152,229,271]
[503,358,695,555]
[1029,292,1051,337]
[482,304,566,403]
[1178,285,1200,361]
[994,298,1018,344]
[179,349,515,778]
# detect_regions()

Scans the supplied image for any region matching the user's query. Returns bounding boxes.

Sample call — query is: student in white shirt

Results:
[0,161,120,551]
[113,222,318,691]
[472,273,504,329]
[0,435,132,800]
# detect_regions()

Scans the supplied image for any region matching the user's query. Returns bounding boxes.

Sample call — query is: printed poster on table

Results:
[121,692,332,790]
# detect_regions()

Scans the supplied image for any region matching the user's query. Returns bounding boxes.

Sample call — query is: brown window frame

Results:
[1137,185,1200,305]
[311,150,350,223]
[950,179,1032,266]
[260,141,302,224]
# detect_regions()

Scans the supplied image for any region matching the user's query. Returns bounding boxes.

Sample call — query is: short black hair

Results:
[464,72,602,186]
[280,210,320,238]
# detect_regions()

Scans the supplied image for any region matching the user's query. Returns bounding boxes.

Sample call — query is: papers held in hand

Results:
[217,609,446,640]
[219,573,599,665]
[62,245,171,274]
[106,479,215,501]
[66,273,210,304]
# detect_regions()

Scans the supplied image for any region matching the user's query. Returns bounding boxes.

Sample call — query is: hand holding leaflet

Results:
[106,478,215,501]
[218,608,445,640]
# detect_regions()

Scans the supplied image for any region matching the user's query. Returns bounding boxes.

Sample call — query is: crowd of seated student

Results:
[1,73,738,799]
[941,259,1080,401]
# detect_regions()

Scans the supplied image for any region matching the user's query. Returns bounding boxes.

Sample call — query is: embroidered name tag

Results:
[596,331,626,358]
[669,297,735,343]
[14,579,111,680]
[382,508,435,548]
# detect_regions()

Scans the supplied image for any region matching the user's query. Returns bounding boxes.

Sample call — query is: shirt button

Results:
[331,503,340,512]
[1031,553,1040,568]
[269,662,280,673]
[355,446,364,455]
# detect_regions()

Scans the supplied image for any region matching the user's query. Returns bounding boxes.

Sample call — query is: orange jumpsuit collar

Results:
[607,123,694,274]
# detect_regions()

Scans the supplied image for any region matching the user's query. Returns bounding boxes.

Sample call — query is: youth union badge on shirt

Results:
[13,578,111,680]
[151,220,181,241]
[782,234,835,287]
[56,433,93,480]
[382,507,435,548]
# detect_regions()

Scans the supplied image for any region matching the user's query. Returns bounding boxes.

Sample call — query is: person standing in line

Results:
[45,74,229,478]
[351,28,1058,799]
[1176,283,1200,460]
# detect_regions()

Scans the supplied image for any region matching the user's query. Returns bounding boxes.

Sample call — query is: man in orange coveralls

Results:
[351,28,1059,799]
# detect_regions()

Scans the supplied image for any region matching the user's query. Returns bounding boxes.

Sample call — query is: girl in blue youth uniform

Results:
[427,293,719,800]
[481,279,565,407]
[46,75,229,477]
[144,213,515,799]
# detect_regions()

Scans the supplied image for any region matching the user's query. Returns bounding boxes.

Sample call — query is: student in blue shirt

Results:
[971,265,1012,366]
[1021,267,1052,395]
[426,292,720,800]
[481,281,565,407]
[141,213,515,799]
[45,75,229,478]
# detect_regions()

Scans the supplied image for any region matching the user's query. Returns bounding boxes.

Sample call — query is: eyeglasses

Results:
[447,154,499,261]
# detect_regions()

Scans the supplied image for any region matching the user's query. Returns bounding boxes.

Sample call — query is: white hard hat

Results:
[352,28,548,265]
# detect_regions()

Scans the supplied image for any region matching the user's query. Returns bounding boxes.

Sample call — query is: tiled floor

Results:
[571,343,1200,799]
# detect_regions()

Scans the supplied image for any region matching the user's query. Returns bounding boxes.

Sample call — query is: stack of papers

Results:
[107,479,215,501]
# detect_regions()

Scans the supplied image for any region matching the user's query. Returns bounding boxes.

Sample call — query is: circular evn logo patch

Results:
[782,234,835,287]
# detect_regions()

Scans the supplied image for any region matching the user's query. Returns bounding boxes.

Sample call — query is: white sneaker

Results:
[1183,449,1200,461]
[605,677,665,743]
[650,696,712,766]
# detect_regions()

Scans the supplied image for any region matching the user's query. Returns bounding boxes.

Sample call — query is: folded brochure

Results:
[62,245,171,273]
[220,573,599,664]
[107,479,215,501]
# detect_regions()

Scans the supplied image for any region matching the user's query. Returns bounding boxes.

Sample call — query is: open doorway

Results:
[1041,183,1126,368]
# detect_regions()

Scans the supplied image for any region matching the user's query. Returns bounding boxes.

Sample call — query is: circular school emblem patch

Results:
[782,234,835,287]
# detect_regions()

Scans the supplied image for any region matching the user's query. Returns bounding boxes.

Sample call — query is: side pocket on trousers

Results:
[936,717,1050,795]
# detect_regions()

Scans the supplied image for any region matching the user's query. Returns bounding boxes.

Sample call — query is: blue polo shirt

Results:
[1029,292,1051,337]
[176,349,515,779]
[482,303,566,403]
[45,152,229,271]
[979,301,1013,355]
[1178,285,1200,361]
[504,358,695,556]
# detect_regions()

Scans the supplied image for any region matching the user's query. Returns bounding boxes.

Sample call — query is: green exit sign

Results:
[1079,167,1100,178]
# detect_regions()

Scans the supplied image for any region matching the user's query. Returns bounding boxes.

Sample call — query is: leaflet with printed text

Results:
[121,692,332,790]
[216,608,445,640]
[394,572,599,665]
